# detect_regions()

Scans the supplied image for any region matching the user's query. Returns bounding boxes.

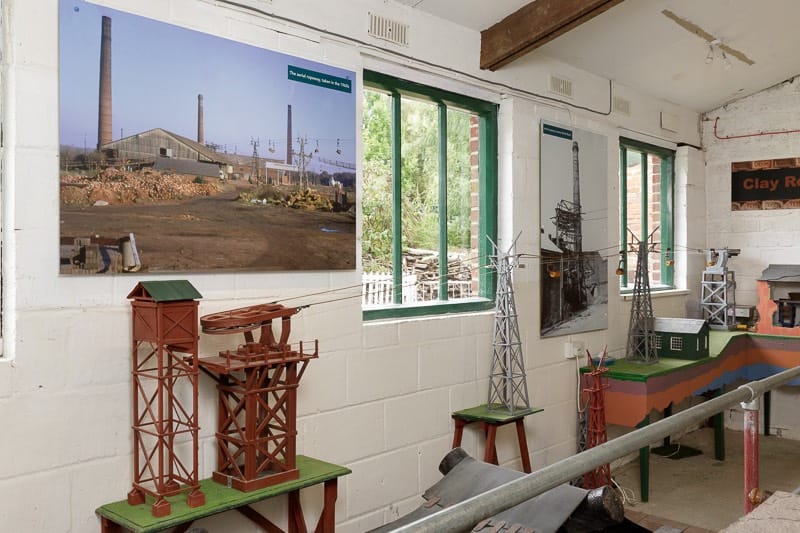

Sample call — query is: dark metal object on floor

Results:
[371,448,626,533]
[391,366,800,532]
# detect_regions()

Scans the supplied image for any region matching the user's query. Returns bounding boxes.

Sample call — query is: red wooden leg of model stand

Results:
[237,506,283,532]
[452,418,465,448]
[743,398,760,514]
[288,490,308,533]
[314,479,339,533]
[484,424,499,465]
[100,516,123,533]
[515,419,532,473]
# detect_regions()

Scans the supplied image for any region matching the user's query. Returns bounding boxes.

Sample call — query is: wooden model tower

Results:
[583,349,611,489]
[198,303,317,491]
[127,281,205,517]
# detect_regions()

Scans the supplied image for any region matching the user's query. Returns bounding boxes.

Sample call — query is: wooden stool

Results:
[451,404,543,474]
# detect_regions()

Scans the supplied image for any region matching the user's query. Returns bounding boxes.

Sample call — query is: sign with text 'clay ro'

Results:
[731,158,800,210]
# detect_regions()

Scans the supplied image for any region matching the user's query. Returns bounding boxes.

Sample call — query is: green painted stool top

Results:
[452,403,544,423]
[96,456,350,533]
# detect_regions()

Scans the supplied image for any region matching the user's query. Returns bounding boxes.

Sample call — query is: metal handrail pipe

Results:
[391,364,800,532]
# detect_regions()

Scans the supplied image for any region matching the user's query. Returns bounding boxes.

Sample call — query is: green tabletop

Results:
[452,403,544,423]
[578,330,752,382]
[96,456,351,532]
[592,357,706,382]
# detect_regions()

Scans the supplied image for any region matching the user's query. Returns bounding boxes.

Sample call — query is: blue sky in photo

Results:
[59,0,356,168]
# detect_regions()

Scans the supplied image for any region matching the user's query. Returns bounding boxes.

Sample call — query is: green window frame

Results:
[362,70,498,320]
[619,137,674,291]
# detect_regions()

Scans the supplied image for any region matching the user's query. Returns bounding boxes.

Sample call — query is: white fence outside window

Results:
[362,272,473,306]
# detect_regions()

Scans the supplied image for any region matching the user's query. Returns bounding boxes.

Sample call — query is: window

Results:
[654,336,662,350]
[362,71,497,319]
[670,336,683,351]
[619,138,674,291]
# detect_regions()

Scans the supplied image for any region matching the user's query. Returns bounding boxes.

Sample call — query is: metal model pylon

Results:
[701,248,739,330]
[626,237,659,364]
[487,237,530,414]
[127,281,205,517]
[198,303,317,491]
[583,347,611,489]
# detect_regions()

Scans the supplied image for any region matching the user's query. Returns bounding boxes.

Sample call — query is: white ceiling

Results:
[398,0,800,113]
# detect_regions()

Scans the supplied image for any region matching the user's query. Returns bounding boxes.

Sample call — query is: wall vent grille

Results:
[613,96,631,116]
[368,13,409,46]
[548,75,573,98]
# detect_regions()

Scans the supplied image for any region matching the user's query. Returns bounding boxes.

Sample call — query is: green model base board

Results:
[97,456,350,533]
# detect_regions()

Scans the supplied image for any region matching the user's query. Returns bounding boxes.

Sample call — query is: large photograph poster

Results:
[59,0,356,274]
[540,121,608,337]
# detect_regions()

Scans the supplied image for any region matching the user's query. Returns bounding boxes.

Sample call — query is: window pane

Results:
[620,140,673,291]
[361,71,497,317]
[446,108,477,301]
[401,97,440,301]
[362,90,395,304]
[648,154,663,286]
[624,148,643,286]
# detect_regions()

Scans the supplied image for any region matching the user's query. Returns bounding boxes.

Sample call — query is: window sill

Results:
[362,298,494,321]
[620,288,690,301]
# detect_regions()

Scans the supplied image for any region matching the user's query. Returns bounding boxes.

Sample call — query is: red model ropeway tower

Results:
[198,303,317,491]
[127,281,205,517]
[583,348,612,490]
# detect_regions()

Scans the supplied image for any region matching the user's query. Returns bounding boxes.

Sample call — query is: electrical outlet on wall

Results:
[572,340,585,359]
[564,340,585,359]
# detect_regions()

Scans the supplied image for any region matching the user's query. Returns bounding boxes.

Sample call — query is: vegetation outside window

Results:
[619,138,674,292]
[362,71,497,319]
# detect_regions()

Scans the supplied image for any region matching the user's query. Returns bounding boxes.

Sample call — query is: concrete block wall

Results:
[703,77,800,439]
[0,0,701,530]
[703,77,800,306]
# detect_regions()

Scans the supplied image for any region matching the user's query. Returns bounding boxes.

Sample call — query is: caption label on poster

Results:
[288,65,352,93]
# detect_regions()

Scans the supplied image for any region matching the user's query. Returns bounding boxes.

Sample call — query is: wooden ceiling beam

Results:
[480,0,625,71]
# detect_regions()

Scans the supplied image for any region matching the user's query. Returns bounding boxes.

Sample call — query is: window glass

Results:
[620,139,674,291]
[362,72,497,318]
[670,336,683,351]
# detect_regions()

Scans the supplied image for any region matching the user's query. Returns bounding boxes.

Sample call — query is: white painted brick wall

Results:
[0,0,704,530]
[703,77,800,437]
[347,447,419,517]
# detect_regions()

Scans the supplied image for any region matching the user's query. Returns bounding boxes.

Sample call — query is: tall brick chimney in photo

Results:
[97,15,112,150]
[197,94,204,145]
[286,104,293,164]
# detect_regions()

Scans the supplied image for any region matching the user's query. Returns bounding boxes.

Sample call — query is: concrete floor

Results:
[613,427,800,531]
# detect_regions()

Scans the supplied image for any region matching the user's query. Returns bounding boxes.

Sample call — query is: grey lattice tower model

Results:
[701,248,739,330]
[626,240,659,363]
[487,239,530,413]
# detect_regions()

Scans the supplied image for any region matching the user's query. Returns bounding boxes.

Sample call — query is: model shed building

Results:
[653,318,709,360]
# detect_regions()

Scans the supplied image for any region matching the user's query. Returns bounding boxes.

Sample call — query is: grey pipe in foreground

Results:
[390,365,800,532]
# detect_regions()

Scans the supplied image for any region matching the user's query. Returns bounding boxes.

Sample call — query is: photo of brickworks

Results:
[5,1,800,532]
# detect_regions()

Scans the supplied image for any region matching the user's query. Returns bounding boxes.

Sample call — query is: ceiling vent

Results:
[548,75,573,98]
[613,96,631,116]
[368,13,409,46]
